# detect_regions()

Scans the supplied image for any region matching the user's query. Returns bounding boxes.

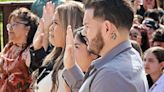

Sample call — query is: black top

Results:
[146,74,154,88]
[29,45,53,73]
[137,5,145,17]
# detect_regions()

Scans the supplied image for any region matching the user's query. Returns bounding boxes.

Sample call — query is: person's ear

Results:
[104,21,118,40]
[159,62,164,71]
[104,20,111,33]
[103,20,112,39]
[160,62,164,66]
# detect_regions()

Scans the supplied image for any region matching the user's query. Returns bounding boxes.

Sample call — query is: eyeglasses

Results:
[6,22,28,31]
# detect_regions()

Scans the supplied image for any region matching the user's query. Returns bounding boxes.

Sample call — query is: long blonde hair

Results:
[43,1,84,91]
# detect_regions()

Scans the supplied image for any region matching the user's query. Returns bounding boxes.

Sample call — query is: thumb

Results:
[33,33,44,50]
[37,33,44,44]
[39,19,44,30]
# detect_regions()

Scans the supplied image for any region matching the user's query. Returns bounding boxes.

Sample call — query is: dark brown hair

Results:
[144,47,164,63]
[8,7,39,49]
[74,26,87,45]
[84,0,134,30]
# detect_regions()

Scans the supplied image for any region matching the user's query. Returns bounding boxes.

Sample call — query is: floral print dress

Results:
[0,42,31,92]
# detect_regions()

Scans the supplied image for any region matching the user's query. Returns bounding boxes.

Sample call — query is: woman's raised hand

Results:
[33,19,45,50]
[64,25,76,69]
[33,1,55,50]
[42,1,55,33]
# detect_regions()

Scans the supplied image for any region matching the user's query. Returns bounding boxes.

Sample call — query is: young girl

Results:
[144,47,164,92]
[74,27,98,73]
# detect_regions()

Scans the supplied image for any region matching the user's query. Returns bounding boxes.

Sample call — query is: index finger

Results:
[66,25,74,46]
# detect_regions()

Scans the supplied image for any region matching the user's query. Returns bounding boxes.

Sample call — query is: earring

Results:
[111,33,117,40]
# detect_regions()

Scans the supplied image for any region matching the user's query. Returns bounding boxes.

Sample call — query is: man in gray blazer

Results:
[63,0,149,92]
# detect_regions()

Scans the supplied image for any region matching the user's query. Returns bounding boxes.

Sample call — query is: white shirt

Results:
[150,74,164,92]
[37,71,53,92]
[36,70,66,92]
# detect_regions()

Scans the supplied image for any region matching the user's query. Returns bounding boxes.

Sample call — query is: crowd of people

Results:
[0,0,164,92]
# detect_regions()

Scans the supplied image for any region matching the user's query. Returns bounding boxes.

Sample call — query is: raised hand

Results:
[33,1,54,51]
[42,1,55,32]
[63,25,76,69]
[33,19,45,50]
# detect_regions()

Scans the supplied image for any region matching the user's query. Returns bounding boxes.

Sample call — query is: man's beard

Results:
[87,31,104,56]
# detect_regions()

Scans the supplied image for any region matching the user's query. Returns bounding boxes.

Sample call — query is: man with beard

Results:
[63,0,149,92]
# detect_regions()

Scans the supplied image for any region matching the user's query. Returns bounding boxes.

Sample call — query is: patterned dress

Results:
[0,42,31,92]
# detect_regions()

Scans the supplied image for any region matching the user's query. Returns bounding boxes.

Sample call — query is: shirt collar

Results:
[91,40,132,69]
[155,74,164,85]
[150,74,164,91]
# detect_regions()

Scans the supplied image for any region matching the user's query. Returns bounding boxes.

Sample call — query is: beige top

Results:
[36,69,66,92]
